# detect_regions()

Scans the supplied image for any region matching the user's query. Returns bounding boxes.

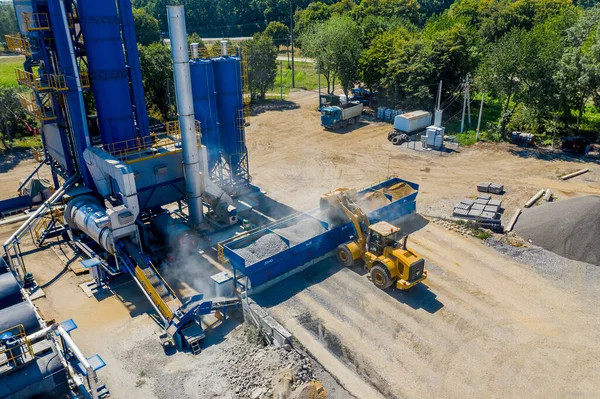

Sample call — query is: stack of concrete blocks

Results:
[453,195,502,221]
[477,182,504,194]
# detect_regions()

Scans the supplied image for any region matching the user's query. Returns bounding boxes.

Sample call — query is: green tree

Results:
[352,0,421,25]
[294,2,332,36]
[331,0,358,15]
[0,88,36,150]
[263,21,290,47]
[0,3,18,41]
[247,33,278,100]
[302,15,362,97]
[133,7,161,46]
[187,33,205,49]
[138,43,174,120]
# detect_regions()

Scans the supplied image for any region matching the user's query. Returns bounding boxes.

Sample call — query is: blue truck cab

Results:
[320,106,340,128]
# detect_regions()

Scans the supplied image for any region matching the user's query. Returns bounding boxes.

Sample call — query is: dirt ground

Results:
[1,89,600,398]
[247,90,600,398]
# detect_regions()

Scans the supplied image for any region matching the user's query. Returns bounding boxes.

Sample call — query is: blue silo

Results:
[190,59,220,171]
[77,1,136,147]
[212,56,245,172]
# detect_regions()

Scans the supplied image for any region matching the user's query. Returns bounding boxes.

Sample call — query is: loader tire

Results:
[371,263,393,289]
[336,244,354,267]
[388,131,397,141]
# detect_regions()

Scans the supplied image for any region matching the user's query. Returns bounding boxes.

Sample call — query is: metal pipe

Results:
[191,43,199,59]
[3,175,78,263]
[220,40,228,56]
[167,5,204,229]
[17,159,47,193]
[57,325,99,399]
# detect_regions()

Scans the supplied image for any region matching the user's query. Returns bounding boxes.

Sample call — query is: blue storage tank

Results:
[212,56,245,172]
[78,1,136,147]
[190,59,220,171]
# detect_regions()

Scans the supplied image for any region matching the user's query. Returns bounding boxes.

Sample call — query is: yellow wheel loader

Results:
[321,189,427,290]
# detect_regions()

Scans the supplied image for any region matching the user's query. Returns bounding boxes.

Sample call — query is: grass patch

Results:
[268,61,321,96]
[0,55,24,88]
[0,135,42,153]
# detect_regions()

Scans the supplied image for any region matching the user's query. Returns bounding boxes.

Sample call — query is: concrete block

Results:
[472,203,485,211]
[481,211,496,219]
[488,199,502,207]
[477,194,492,201]
[477,182,491,193]
[453,208,469,217]
[460,198,475,206]
[475,198,489,205]
[468,209,483,217]
[489,183,504,194]
[484,205,499,213]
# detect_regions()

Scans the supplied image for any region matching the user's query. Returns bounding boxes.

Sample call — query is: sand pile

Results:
[514,196,600,265]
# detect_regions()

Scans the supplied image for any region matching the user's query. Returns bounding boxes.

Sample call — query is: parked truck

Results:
[387,110,432,145]
[321,102,363,130]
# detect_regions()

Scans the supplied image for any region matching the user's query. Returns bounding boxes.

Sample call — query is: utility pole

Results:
[318,64,321,105]
[467,75,471,127]
[476,92,484,142]
[434,80,442,126]
[280,61,283,100]
[290,0,295,88]
[460,74,469,133]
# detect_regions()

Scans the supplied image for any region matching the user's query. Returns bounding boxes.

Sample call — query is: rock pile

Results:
[233,233,288,264]
[514,195,600,265]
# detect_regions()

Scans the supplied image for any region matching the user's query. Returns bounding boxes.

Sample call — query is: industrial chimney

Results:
[167,5,204,228]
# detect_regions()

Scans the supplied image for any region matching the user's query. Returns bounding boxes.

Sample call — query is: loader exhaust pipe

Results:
[401,235,408,250]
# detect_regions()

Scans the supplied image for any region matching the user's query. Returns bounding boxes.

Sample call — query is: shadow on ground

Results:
[250,100,300,117]
[508,146,600,164]
[0,150,34,173]
[325,121,369,134]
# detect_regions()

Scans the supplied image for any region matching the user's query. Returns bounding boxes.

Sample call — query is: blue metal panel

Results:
[77,0,136,147]
[116,0,150,139]
[46,0,93,186]
[224,178,420,287]
[190,60,220,170]
[212,56,244,170]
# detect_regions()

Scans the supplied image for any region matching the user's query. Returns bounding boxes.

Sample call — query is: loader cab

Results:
[366,221,402,256]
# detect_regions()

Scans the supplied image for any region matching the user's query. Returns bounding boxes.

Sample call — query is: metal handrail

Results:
[23,13,51,31]
[4,34,31,55]
[0,324,34,368]
[18,92,56,121]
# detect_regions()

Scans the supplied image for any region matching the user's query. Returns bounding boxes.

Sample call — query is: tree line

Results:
[296,0,600,139]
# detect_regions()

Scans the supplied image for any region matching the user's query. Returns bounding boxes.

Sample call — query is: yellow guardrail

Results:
[0,324,34,368]
[18,92,56,121]
[15,69,67,92]
[5,34,32,56]
[80,72,90,89]
[165,120,201,136]
[134,266,173,320]
[23,13,50,31]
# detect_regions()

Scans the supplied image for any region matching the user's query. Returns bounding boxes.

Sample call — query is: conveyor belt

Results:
[119,240,182,321]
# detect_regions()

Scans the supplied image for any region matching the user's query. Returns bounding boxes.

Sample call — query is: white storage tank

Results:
[394,111,432,133]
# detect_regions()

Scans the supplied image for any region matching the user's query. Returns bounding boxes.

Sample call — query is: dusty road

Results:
[247,90,600,398]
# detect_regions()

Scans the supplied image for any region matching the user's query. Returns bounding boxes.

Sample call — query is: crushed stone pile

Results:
[514,196,600,265]
[234,233,288,264]
[272,218,326,246]
[385,182,415,200]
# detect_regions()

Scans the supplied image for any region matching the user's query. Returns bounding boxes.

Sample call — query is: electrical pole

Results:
[290,0,295,88]
[434,80,442,126]
[280,61,283,100]
[476,92,484,142]
[460,74,469,133]
[318,64,321,106]
[467,75,471,127]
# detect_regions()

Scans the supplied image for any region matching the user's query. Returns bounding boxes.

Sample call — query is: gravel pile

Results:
[514,196,600,265]
[272,218,326,246]
[234,233,288,264]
